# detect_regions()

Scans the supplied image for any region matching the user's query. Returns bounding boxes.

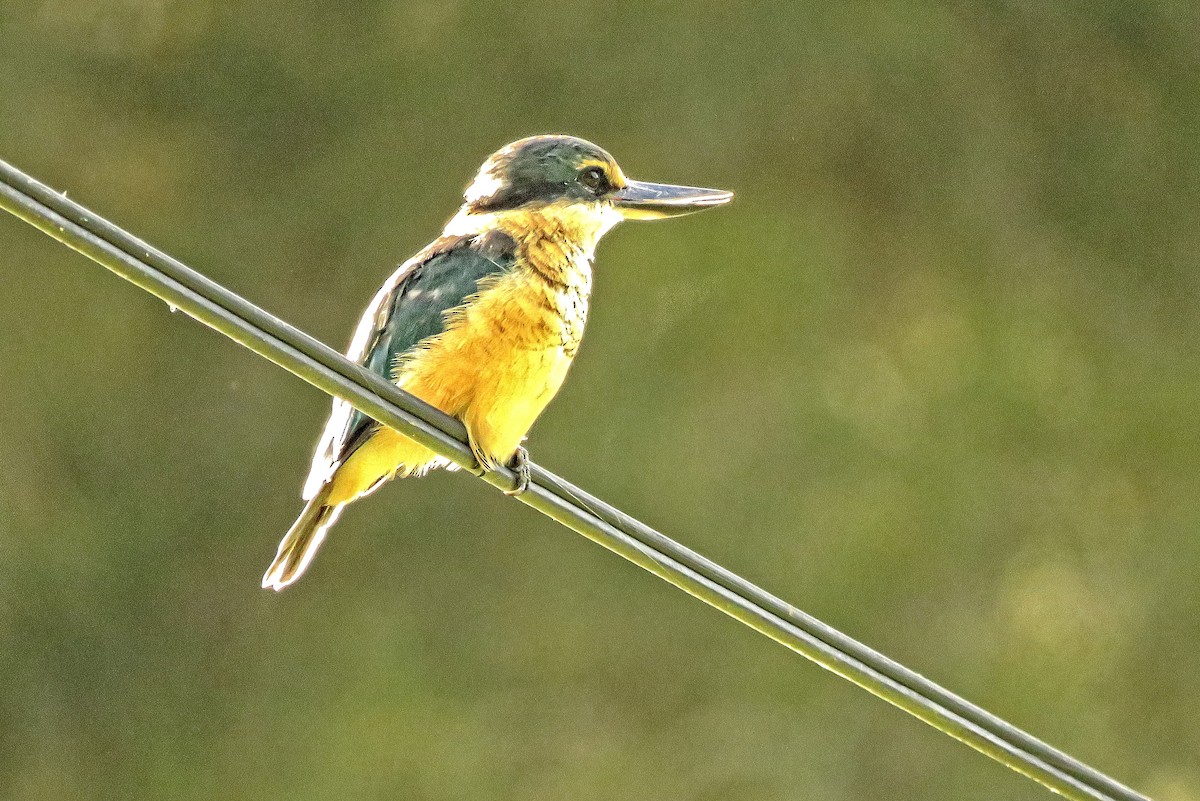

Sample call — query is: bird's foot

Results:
[468,433,530,496]
[468,435,497,477]
[503,447,531,497]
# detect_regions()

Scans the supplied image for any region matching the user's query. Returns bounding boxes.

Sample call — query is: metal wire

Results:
[0,157,1149,801]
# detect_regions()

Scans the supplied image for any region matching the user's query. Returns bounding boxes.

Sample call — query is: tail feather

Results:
[262,495,344,591]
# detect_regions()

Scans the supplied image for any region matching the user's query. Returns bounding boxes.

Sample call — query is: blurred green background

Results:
[2,2,1198,799]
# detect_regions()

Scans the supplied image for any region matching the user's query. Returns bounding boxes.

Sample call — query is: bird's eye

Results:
[579,166,608,193]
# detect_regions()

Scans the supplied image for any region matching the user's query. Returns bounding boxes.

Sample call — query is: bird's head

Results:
[447,135,732,249]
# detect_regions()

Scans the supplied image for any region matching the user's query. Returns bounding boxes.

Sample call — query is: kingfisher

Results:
[262,134,732,591]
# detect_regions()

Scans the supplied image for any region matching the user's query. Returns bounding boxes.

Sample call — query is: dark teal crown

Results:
[465,135,623,212]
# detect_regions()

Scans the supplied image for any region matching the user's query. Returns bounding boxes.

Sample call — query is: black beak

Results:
[612,180,733,220]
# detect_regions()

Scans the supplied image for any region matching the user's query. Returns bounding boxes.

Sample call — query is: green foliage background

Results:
[2,2,1198,799]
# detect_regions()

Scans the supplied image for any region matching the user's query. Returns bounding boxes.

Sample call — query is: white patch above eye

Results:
[463,166,504,205]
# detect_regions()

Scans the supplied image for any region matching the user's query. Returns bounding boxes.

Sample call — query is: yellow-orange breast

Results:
[324,242,591,505]
[403,258,589,458]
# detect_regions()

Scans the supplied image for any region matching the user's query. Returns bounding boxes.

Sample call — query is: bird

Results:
[262,134,732,591]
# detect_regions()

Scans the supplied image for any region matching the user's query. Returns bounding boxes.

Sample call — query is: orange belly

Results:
[325,269,582,505]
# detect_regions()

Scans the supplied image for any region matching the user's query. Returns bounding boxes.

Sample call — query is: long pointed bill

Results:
[613,179,733,220]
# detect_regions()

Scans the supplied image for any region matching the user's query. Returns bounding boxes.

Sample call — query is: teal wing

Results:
[301,229,517,499]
